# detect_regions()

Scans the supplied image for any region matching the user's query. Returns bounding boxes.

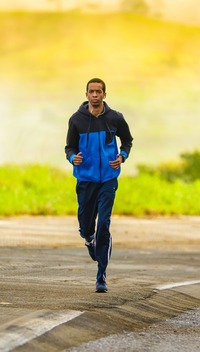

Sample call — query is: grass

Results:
[0,164,200,216]
[0,164,77,216]
[115,173,200,216]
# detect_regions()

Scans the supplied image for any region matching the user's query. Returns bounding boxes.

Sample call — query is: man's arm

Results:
[116,113,133,160]
[109,114,133,170]
[65,118,80,164]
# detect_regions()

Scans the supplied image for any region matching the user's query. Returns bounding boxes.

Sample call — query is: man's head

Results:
[86,78,106,94]
[86,78,106,108]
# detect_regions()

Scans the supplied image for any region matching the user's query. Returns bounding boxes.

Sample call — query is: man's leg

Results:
[76,181,99,248]
[95,178,118,287]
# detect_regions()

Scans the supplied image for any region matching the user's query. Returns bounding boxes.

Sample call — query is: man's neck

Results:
[88,103,104,117]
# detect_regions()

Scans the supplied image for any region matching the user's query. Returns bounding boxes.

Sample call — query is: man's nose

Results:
[93,91,97,96]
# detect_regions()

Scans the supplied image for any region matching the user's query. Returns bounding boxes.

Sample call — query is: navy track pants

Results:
[76,178,118,283]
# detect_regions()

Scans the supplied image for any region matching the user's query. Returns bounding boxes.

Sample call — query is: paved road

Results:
[0,216,200,351]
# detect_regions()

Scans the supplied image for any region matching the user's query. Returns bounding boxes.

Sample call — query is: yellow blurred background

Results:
[0,1,200,174]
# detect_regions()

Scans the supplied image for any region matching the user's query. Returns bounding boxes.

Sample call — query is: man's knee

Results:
[79,227,94,242]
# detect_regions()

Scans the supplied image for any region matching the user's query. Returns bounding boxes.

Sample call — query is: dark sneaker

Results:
[96,282,108,293]
[85,240,96,261]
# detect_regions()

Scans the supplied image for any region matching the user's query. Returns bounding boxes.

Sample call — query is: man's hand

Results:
[109,154,123,170]
[73,152,83,166]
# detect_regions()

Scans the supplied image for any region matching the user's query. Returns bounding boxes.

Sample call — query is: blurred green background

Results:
[0,2,200,176]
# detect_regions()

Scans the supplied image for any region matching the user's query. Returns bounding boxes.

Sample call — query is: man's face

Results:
[86,82,106,108]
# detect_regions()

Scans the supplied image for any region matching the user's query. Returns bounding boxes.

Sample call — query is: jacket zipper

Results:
[98,131,101,183]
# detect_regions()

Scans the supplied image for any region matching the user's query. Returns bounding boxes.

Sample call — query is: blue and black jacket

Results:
[65,101,133,183]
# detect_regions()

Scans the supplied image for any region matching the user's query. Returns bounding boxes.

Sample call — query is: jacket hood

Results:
[78,101,112,149]
[78,101,111,116]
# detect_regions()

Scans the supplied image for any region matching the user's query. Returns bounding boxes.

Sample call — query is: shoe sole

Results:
[95,287,108,293]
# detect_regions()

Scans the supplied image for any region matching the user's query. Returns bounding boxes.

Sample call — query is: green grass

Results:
[115,174,200,215]
[0,164,77,216]
[0,164,200,216]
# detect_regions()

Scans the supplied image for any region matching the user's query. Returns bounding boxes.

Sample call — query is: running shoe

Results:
[96,282,108,293]
[85,240,96,261]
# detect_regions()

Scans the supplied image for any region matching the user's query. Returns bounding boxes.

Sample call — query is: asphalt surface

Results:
[64,307,200,352]
[0,215,200,352]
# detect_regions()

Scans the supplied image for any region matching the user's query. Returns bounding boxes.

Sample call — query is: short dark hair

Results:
[86,78,106,93]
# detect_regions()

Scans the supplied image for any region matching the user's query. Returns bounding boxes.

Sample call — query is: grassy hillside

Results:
[0,12,200,170]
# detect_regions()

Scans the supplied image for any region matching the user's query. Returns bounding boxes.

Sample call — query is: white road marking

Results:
[0,302,12,305]
[0,309,83,352]
[156,280,200,290]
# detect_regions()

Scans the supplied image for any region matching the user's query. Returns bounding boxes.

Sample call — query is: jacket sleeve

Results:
[65,117,80,162]
[116,113,133,160]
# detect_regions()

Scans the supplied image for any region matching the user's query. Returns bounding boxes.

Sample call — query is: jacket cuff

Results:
[69,154,76,164]
[120,151,128,163]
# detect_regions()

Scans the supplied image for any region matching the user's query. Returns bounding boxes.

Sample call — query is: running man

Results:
[65,78,133,292]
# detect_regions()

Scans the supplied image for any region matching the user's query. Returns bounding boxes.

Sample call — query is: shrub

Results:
[180,150,200,182]
[137,150,200,182]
